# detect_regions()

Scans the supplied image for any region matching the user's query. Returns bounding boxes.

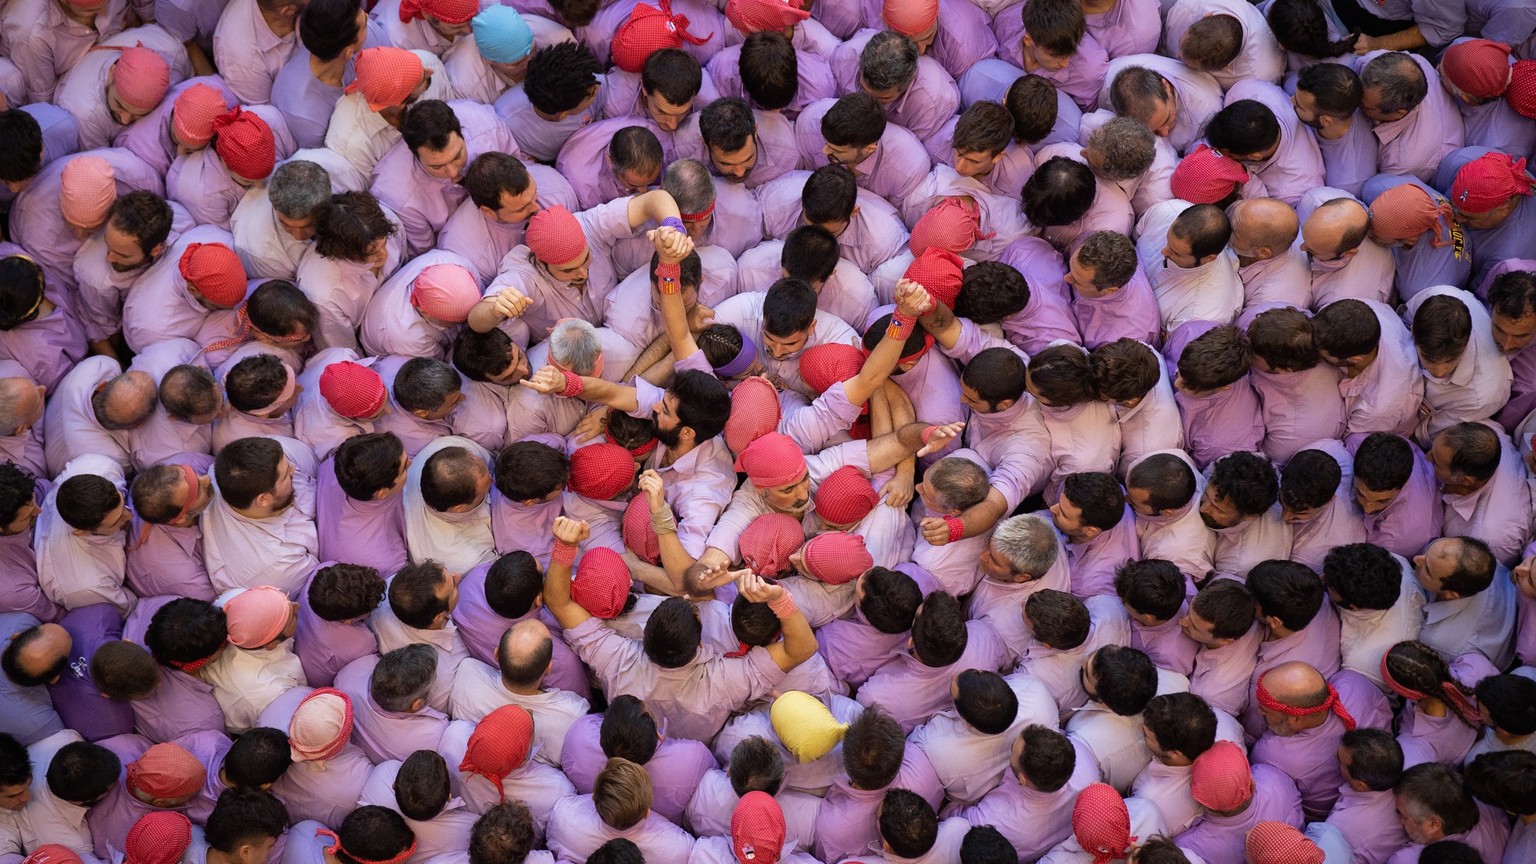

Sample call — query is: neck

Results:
[206,849,236,864]
[260,5,297,38]
[56,1,96,26]
[1265,623,1296,641]
[662,440,694,466]
[501,677,541,696]
[310,53,349,86]
[1082,0,1116,11]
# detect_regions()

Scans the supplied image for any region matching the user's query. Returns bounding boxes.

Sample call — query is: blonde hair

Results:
[593,757,652,830]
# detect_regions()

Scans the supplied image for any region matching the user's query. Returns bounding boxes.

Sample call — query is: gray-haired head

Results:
[990,514,1060,577]
[268,160,333,220]
[548,319,602,376]
[662,158,715,216]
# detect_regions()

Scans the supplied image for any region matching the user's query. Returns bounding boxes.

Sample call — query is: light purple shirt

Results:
[1252,669,1390,821]
[1072,266,1161,350]
[1248,356,1348,468]
[114,76,234,177]
[1175,764,1304,864]
[831,30,960,139]
[546,794,696,864]
[1099,54,1224,154]
[993,18,1109,111]
[958,741,1104,863]
[814,747,942,864]
[1224,80,1326,206]
[213,0,299,104]
[438,166,578,285]
[793,99,930,203]
[1363,51,1464,183]
[0,0,128,104]
[334,652,449,763]
[1168,324,1265,470]
[709,43,837,118]
[856,619,1010,732]
[560,713,716,825]
[1164,0,1285,90]
[493,74,606,163]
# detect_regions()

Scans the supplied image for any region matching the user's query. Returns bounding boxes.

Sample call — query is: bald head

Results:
[1302,199,1369,261]
[0,378,44,436]
[1262,661,1328,707]
[92,371,157,431]
[1228,198,1299,262]
[497,619,553,690]
[159,365,221,424]
[2,623,72,687]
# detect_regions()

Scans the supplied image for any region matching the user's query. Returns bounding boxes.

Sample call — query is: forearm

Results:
[640,354,677,386]
[956,489,1009,539]
[573,377,640,412]
[625,332,674,381]
[630,189,683,229]
[779,609,818,663]
[467,299,503,334]
[866,410,926,475]
[543,554,585,628]
[919,302,961,351]
[621,549,685,596]
[1361,26,1425,53]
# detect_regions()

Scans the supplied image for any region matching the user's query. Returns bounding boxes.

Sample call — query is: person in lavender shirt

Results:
[213,0,304,105]
[494,42,605,164]
[1350,432,1439,560]
[1244,560,1343,739]
[1164,0,1284,92]
[293,562,384,689]
[1429,422,1530,567]
[1325,728,1412,864]
[1244,309,1348,466]
[1485,266,1536,430]
[993,0,1109,113]
[1199,451,1294,579]
[1466,750,1536,864]
[1068,231,1160,350]
[1174,740,1304,864]
[1291,64,1381,200]
[1251,662,1389,821]
[439,153,578,287]
[269,0,371,151]
[1386,762,1511,864]
[1412,537,1517,670]
[1208,84,1326,208]
[1050,471,1139,600]
[315,432,410,580]
[545,757,696,863]
[794,94,929,204]
[1123,453,1213,587]
[1181,579,1263,719]
[1299,194,1395,309]
[1169,323,1264,471]
[1115,560,1198,677]
[1280,445,1367,573]
[124,458,216,603]
[708,29,837,119]
[830,30,958,141]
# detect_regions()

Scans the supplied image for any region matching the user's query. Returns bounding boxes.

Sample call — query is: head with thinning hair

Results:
[1360,52,1427,122]
[980,513,1058,582]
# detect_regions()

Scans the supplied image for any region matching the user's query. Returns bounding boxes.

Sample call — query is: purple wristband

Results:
[660,216,686,234]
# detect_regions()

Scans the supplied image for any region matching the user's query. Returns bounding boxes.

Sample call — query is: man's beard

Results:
[654,422,683,449]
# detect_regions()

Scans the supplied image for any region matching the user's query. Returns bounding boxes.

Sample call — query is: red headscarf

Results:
[111,45,171,112]
[1254,671,1357,730]
[1190,740,1252,811]
[1072,783,1133,864]
[739,512,804,577]
[125,812,193,864]
[126,743,206,800]
[902,248,964,310]
[567,442,637,501]
[724,376,782,455]
[1170,144,1249,204]
[1442,40,1513,99]
[731,791,786,864]
[179,242,247,307]
[171,83,232,148]
[910,197,985,256]
[1368,182,1455,247]
[346,47,425,111]
[319,361,388,419]
[797,343,865,396]
[399,0,478,24]
[611,0,711,73]
[725,0,809,34]
[1451,151,1535,213]
[213,107,277,181]
[1245,822,1323,864]
[800,532,872,585]
[621,494,662,564]
[1509,60,1536,120]
[733,433,808,489]
[458,705,535,796]
[571,548,632,619]
[525,206,589,267]
[812,466,879,526]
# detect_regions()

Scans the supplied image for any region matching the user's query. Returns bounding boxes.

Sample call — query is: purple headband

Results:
[714,333,759,378]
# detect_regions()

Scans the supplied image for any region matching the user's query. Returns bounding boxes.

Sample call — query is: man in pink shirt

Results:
[814,706,944,863]
[1137,201,1244,334]
[292,562,384,689]
[1181,578,1262,718]
[960,727,1103,862]
[42,358,154,477]
[1123,451,1213,584]
[1207,81,1326,207]
[1199,451,1294,578]
[1164,0,1284,90]
[55,39,181,152]
[126,457,216,602]
[1325,729,1410,864]
[0,247,87,395]
[1244,306,1347,464]
[1299,192,1395,308]
[1281,443,1368,572]
[1311,298,1424,438]
[370,99,518,258]
[121,229,248,354]
[1101,55,1224,154]
[1167,322,1264,469]
[994,0,1109,111]
[468,190,684,338]
[1024,149,1136,252]
[212,0,303,105]
[10,149,161,293]
[201,435,319,598]
[794,94,930,204]
[557,120,665,211]
[439,153,578,286]
[830,30,958,140]
[1174,741,1304,864]
[1051,471,1139,599]
[1068,231,1160,349]
[1353,432,1442,558]
[493,41,604,163]
[1251,662,1390,821]
[335,646,449,764]
[0,366,47,480]
[1430,422,1531,566]
[857,591,1009,731]
[1360,52,1464,183]
[360,252,481,362]
[1,0,128,105]
[262,687,374,828]
[1229,198,1311,308]
[543,516,816,742]
[315,432,410,578]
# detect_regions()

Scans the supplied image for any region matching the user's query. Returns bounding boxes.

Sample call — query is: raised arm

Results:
[916,294,963,351]
[467,284,532,334]
[841,279,933,408]
[637,469,695,592]
[544,517,594,630]
[651,228,702,364]
[736,571,817,672]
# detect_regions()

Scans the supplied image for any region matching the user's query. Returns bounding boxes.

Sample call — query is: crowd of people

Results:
[2,0,1536,862]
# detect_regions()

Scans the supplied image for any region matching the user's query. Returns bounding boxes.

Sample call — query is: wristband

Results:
[650,508,677,535]
[920,424,940,444]
[886,312,916,341]
[557,369,585,398]
[768,591,798,619]
[654,261,681,294]
[551,539,578,567]
[943,515,965,544]
[660,216,687,234]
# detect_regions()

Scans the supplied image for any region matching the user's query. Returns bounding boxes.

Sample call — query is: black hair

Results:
[524,42,602,116]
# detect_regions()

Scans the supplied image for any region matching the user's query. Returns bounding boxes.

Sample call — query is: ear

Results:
[994,398,1016,412]
[150,243,166,260]
[412,408,433,420]
[409,696,427,713]
[850,205,862,219]
[1439,590,1461,601]
[1080,525,1101,541]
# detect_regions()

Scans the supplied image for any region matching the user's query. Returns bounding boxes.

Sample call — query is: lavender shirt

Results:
[313,458,409,579]
[1251,669,1390,821]
[560,714,716,825]
[709,44,837,118]
[1176,764,1304,864]
[437,166,578,285]
[993,18,1110,111]
[830,30,960,139]
[1433,146,1536,287]
[793,99,931,203]
[334,653,449,763]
